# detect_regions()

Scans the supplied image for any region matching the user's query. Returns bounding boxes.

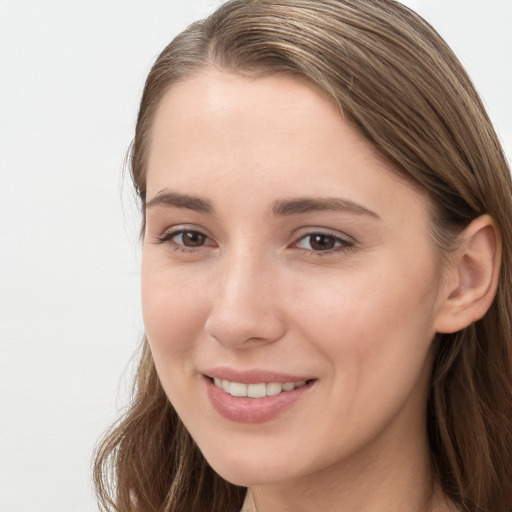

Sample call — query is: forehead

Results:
[145,69,430,224]
[148,69,348,160]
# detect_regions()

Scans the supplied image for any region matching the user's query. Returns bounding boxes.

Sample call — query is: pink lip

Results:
[202,368,316,424]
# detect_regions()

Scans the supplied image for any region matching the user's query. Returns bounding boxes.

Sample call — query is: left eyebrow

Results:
[271,196,381,220]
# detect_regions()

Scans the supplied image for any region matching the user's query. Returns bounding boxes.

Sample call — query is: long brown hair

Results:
[94,1,512,510]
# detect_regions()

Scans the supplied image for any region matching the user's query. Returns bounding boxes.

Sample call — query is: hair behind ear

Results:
[428,217,512,511]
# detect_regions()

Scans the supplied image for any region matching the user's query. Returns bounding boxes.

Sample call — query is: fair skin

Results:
[141,69,498,511]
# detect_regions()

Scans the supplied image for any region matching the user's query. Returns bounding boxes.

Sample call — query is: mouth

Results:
[209,377,310,398]
[203,372,316,423]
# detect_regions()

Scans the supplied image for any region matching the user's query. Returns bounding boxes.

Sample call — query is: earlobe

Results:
[434,215,501,334]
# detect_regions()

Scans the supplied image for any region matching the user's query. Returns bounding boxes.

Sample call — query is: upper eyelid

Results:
[293,226,356,242]
[158,224,213,238]
[293,233,354,250]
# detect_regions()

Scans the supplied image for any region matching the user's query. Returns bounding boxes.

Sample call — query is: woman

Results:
[94,1,512,511]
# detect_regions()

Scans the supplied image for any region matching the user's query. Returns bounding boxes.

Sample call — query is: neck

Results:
[243,482,455,512]
[241,421,449,512]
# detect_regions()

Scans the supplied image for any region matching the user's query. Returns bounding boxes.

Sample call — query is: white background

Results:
[0,1,510,511]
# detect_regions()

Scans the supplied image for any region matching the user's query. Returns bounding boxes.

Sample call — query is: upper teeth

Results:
[213,378,306,398]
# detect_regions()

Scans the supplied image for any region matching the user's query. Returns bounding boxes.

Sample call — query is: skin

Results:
[141,69,459,511]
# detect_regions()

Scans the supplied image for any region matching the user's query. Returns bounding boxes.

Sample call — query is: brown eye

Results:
[308,234,336,251]
[155,228,215,252]
[177,231,207,247]
[295,231,354,253]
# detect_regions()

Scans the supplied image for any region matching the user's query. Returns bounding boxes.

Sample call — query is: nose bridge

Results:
[205,243,285,347]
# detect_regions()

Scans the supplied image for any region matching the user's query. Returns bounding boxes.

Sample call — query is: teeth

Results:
[248,383,266,398]
[266,382,282,396]
[213,378,307,398]
[229,382,247,397]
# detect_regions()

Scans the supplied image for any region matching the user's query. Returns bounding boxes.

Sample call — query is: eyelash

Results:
[292,231,355,256]
[155,228,355,256]
[155,229,216,253]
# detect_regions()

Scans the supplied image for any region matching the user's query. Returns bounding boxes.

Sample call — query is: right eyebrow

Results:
[145,190,214,215]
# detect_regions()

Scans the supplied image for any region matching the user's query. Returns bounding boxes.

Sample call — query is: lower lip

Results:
[205,377,314,424]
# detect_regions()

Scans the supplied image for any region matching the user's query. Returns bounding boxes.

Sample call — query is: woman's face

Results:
[142,70,449,487]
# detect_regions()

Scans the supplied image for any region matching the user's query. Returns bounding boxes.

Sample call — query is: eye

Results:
[155,228,216,252]
[294,232,354,253]
[173,230,208,247]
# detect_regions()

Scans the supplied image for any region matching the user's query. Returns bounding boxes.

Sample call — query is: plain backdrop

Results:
[0,1,510,511]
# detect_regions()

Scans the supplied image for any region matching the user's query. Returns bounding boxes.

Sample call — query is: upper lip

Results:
[203,366,315,384]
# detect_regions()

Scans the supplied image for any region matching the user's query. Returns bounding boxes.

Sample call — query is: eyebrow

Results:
[271,197,381,219]
[145,191,214,214]
[145,190,380,220]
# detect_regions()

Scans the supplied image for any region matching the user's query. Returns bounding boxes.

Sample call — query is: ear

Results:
[434,215,501,334]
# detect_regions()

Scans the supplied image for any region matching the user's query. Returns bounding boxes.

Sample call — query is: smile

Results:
[213,378,307,398]
[206,375,315,423]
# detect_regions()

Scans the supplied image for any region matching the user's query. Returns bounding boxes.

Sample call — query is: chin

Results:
[210,463,289,488]
[199,436,314,487]
[201,444,301,487]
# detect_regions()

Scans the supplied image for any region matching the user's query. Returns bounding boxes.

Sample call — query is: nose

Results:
[204,252,287,349]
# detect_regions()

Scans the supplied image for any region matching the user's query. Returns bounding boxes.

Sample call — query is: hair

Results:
[93,1,512,511]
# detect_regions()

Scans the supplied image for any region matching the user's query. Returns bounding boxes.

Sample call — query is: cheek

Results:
[141,259,209,361]
[291,256,439,379]
[141,262,214,418]
[283,265,439,452]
